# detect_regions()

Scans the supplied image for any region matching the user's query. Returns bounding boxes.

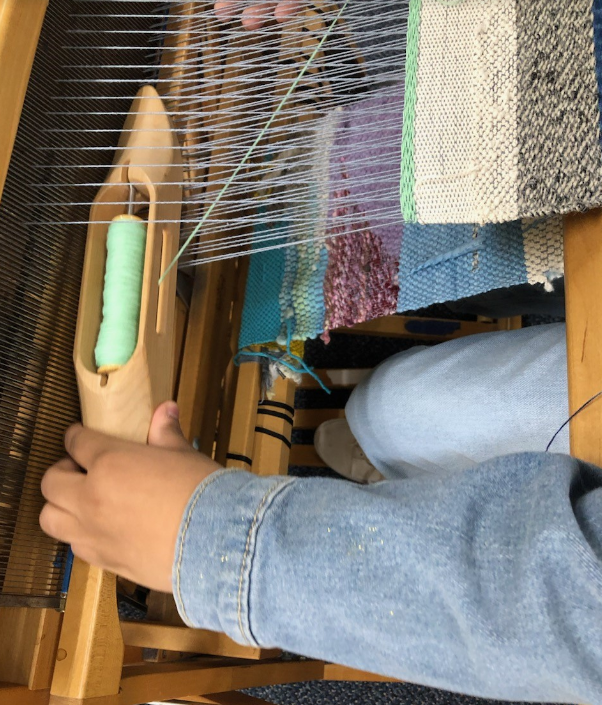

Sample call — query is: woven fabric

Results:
[240,3,575,348]
[402,0,602,224]
[288,111,339,342]
[322,87,403,339]
[522,217,564,288]
[398,221,523,312]
[238,210,288,350]
[240,88,405,351]
[411,1,509,223]
[239,113,339,351]
[332,89,404,260]
[323,203,400,339]
[291,239,329,342]
[594,0,602,134]
[400,0,421,223]
[516,0,602,216]
[476,1,519,223]
[278,237,298,344]
[397,217,563,313]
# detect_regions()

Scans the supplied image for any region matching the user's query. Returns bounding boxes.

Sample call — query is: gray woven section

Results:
[517,0,602,216]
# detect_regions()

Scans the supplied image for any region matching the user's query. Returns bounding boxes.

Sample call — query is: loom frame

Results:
[0,1,597,704]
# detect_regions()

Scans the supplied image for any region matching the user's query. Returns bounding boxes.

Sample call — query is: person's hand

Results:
[214,1,305,30]
[39,402,221,593]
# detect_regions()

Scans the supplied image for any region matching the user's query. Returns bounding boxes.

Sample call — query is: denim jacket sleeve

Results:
[172,452,602,705]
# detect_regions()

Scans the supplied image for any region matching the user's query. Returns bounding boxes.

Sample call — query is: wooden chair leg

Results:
[322,663,399,682]
[121,622,279,661]
[564,210,602,465]
[118,658,325,705]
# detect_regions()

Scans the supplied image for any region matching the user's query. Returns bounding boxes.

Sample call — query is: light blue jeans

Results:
[173,323,602,704]
[347,322,570,477]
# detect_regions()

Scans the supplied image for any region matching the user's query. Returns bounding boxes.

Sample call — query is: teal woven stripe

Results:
[400,0,422,222]
[238,214,288,350]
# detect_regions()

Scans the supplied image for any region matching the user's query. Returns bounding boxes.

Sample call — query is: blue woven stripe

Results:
[397,221,527,313]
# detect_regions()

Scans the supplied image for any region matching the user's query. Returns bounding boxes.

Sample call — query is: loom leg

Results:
[49,559,123,705]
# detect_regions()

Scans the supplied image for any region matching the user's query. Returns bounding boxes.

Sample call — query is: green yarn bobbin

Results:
[95,214,147,373]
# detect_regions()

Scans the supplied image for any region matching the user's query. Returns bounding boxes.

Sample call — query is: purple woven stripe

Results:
[323,86,404,338]
[328,86,404,259]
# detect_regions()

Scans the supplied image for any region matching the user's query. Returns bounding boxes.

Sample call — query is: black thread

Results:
[257,408,294,426]
[254,426,292,449]
[258,400,295,416]
[546,388,602,452]
[226,453,253,466]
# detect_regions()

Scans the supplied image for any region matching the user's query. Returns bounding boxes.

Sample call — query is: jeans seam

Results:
[237,478,295,646]
[174,468,240,625]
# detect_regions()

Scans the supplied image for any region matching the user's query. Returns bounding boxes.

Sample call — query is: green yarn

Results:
[94,216,147,372]
[401,0,463,221]
[400,0,422,222]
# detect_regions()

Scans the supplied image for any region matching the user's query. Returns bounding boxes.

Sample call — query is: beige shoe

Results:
[314,419,385,484]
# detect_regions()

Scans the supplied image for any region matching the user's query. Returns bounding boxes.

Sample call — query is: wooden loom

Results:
[0,2,599,705]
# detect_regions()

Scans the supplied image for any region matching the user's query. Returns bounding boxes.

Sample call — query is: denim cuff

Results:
[172,468,295,646]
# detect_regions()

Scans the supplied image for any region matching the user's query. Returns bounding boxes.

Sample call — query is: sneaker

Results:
[314,419,385,484]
